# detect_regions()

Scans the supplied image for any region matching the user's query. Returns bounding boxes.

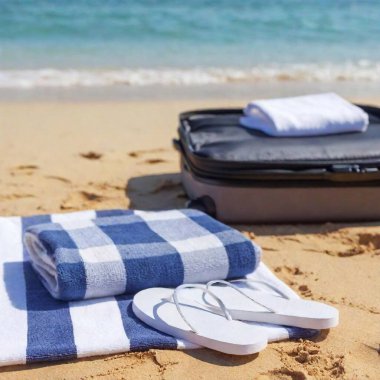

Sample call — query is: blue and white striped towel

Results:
[0,209,317,367]
[24,209,260,301]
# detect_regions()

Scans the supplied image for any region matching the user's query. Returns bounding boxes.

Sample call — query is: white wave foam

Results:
[0,61,379,89]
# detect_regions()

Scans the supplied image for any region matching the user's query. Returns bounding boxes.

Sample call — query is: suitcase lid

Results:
[178,105,380,181]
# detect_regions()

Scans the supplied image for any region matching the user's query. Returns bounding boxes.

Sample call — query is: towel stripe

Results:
[286,326,318,340]
[22,215,77,362]
[189,214,258,277]
[134,210,229,284]
[95,209,133,218]
[0,217,28,365]
[52,212,97,300]
[119,211,186,291]
[51,210,130,358]
[115,294,178,351]
[69,297,130,358]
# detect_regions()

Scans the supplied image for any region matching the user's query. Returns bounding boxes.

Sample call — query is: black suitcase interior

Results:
[176,105,380,223]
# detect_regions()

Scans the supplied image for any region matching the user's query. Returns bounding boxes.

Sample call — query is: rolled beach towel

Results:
[24,209,260,301]
[240,92,369,137]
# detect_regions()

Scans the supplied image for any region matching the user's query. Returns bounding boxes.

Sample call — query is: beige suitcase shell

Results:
[181,158,380,224]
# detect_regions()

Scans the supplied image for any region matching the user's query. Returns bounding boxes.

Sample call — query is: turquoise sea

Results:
[0,0,379,88]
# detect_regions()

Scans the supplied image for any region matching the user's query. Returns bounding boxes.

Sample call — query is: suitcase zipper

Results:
[330,165,379,173]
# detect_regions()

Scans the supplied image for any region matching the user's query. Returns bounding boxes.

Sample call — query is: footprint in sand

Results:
[272,266,315,294]
[335,231,380,257]
[15,165,39,170]
[60,190,106,210]
[0,193,35,201]
[80,191,104,202]
[45,175,72,184]
[128,148,168,159]
[10,165,39,176]
[268,340,346,379]
[274,266,305,276]
[337,246,365,257]
[80,151,103,160]
[298,284,313,297]
[305,230,380,258]
[144,158,167,164]
[90,182,124,192]
[356,232,380,257]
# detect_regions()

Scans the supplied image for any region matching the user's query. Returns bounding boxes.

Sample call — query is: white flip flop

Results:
[132,284,268,355]
[201,280,339,330]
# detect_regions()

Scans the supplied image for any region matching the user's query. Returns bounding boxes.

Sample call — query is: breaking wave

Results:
[1,61,379,89]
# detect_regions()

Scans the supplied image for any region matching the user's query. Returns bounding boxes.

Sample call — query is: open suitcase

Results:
[175,105,380,223]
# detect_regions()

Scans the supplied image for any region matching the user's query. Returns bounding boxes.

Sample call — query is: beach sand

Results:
[0,99,379,379]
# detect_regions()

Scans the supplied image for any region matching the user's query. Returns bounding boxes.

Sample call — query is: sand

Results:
[0,99,379,379]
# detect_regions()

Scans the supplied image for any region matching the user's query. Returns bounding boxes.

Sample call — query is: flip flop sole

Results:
[133,287,268,355]
[202,286,339,330]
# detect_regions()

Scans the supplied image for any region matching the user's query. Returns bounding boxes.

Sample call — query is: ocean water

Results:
[0,0,379,88]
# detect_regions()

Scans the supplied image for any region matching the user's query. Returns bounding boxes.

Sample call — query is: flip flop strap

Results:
[172,284,232,334]
[230,279,291,300]
[206,280,278,313]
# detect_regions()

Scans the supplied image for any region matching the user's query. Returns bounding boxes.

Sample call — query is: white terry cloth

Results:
[240,93,369,137]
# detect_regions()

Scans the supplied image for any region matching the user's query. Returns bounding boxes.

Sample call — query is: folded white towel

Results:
[240,93,369,137]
